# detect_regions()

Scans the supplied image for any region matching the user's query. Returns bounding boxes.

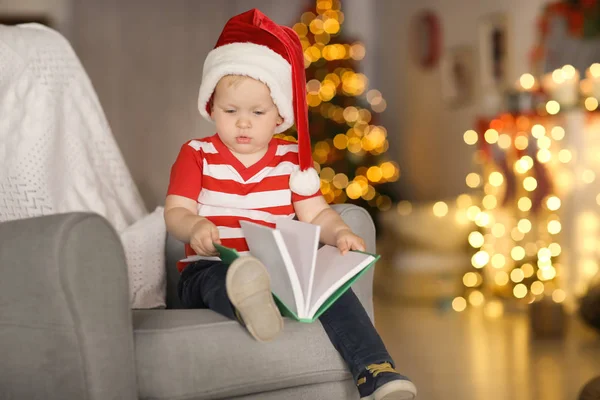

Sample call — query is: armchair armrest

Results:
[0,213,137,400]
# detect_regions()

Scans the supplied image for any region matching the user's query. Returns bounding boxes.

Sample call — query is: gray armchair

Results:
[0,205,376,400]
[0,22,377,400]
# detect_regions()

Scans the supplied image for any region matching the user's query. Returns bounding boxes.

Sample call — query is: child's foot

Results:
[226,256,283,342]
[357,362,417,400]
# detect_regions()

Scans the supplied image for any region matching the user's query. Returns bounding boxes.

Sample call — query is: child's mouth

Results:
[236,136,251,144]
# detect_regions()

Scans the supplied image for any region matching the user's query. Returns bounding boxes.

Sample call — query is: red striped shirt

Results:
[167,134,321,272]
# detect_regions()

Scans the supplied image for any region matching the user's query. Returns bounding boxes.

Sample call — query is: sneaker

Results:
[226,256,283,342]
[357,362,417,400]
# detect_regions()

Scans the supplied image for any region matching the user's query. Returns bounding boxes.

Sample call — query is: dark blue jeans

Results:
[178,260,395,380]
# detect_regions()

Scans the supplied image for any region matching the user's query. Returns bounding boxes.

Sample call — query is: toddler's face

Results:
[212,76,283,155]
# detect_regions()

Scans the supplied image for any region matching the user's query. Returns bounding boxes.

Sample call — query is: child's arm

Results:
[294,195,365,255]
[164,195,221,256]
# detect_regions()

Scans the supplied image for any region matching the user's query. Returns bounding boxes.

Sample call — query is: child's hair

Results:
[209,75,251,111]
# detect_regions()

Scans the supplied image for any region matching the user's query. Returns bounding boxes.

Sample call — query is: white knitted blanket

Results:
[0,24,165,308]
[0,23,147,230]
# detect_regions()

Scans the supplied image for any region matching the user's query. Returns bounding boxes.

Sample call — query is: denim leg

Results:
[177,260,236,320]
[319,288,394,381]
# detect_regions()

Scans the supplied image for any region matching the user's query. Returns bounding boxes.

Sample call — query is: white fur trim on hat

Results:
[289,167,321,196]
[198,42,293,134]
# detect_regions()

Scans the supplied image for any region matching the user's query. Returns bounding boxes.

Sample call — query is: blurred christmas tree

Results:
[280,0,400,224]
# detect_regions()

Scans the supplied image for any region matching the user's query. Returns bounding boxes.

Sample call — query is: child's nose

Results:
[236,117,251,129]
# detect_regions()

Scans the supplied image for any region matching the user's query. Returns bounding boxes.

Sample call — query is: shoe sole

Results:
[226,256,283,342]
[359,380,418,400]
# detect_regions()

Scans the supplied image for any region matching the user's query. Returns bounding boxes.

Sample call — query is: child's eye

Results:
[224,109,236,114]
[254,111,265,115]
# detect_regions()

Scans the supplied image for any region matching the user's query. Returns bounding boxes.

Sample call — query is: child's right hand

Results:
[189,219,221,256]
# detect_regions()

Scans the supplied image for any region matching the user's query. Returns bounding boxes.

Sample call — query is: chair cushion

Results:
[132,309,352,400]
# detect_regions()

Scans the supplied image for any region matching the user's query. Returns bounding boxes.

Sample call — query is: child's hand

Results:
[335,229,366,255]
[190,219,221,256]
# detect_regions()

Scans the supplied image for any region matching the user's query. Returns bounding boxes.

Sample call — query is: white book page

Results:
[240,221,305,318]
[275,219,320,315]
[308,245,375,318]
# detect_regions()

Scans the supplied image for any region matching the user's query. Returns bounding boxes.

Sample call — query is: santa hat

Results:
[197,8,320,196]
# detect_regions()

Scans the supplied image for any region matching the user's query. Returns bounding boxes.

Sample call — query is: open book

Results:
[215,219,379,323]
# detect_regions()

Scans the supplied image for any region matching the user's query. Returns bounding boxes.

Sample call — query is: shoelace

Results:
[366,362,397,377]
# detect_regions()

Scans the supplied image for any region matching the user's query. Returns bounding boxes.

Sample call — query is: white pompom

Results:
[289,168,321,196]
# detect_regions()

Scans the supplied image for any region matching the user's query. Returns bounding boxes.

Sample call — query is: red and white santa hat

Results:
[197,8,320,196]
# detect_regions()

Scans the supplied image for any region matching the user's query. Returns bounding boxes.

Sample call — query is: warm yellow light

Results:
[538,247,552,262]
[517,219,532,233]
[491,253,506,269]
[463,130,478,145]
[498,134,512,149]
[562,64,576,79]
[590,63,600,78]
[452,297,467,312]
[432,201,449,217]
[549,243,562,257]
[520,73,535,90]
[518,197,532,212]
[482,194,497,210]
[489,171,504,187]
[323,18,340,34]
[463,272,481,287]
[546,196,561,211]
[366,166,383,182]
[494,271,510,286]
[397,201,412,216]
[484,300,504,318]
[522,263,535,278]
[538,266,557,281]
[531,281,545,295]
[514,135,529,150]
[582,259,599,276]
[511,246,526,261]
[513,283,528,298]
[538,136,552,149]
[349,42,366,61]
[333,134,348,149]
[456,194,473,209]
[546,100,560,115]
[531,124,546,138]
[585,97,599,111]
[380,162,399,181]
[558,149,572,163]
[346,182,362,199]
[511,268,525,283]
[466,173,481,188]
[551,126,565,140]
[515,156,534,174]
[468,231,485,248]
[466,206,481,221]
[468,290,485,307]
[548,220,562,234]
[511,228,525,241]
[484,129,499,144]
[537,149,552,163]
[491,223,506,238]
[475,212,491,227]
[523,177,538,191]
[583,170,596,184]
[552,289,566,303]
[552,68,565,84]
[472,251,490,268]
[332,173,349,189]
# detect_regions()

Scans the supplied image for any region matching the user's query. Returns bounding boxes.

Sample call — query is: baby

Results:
[164,9,417,400]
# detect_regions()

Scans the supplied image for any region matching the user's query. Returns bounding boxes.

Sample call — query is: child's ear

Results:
[277,116,283,125]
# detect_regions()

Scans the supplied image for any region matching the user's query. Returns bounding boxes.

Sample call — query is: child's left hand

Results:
[335,229,366,255]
